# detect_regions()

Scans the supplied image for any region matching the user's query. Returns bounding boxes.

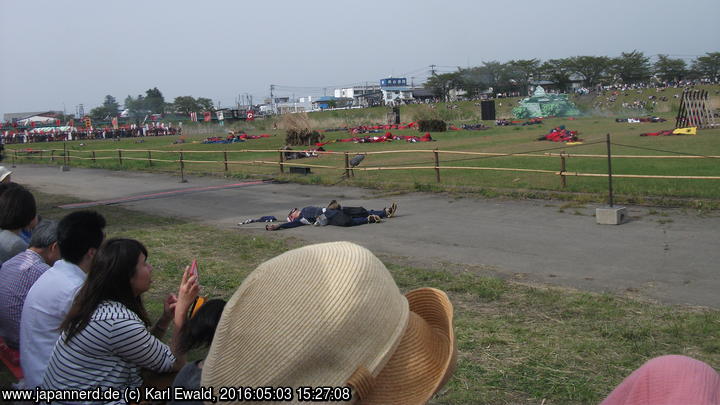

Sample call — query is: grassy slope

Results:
[3,192,719,405]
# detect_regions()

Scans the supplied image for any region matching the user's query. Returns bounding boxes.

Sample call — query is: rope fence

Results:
[8,139,720,188]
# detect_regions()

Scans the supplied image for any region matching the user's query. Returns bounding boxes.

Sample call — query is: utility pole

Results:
[429,64,437,76]
[270,85,275,113]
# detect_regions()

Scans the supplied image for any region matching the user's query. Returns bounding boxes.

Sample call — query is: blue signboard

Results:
[380,78,407,87]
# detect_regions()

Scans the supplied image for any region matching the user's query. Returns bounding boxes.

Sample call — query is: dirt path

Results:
[14,164,720,308]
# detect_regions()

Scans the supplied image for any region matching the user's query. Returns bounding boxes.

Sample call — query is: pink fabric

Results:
[601,355,720,405]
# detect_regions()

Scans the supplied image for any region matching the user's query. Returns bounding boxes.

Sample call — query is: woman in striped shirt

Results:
[41,238,199,395]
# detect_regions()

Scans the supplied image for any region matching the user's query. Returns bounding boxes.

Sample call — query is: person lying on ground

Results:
[265,201,397,231]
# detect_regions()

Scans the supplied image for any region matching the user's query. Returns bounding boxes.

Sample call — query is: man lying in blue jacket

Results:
[266,201,397,231]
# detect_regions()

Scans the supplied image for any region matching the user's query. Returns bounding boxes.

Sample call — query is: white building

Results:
[379,77,413,105]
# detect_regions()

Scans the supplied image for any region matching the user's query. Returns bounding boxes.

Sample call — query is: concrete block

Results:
[596,206,627,225]
[289,166,311,175]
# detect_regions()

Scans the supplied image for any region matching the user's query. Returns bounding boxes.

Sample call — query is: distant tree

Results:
[124,94,148,123]
[196,97,215,111]
[88,95,120,121]
[88,106,106,121]
[144,87,165,114]
[424,72,462,101]
[478,61,506,89]
[102,95,120,116]
[172,96,200,114]
[505,59,540,95]
[539,58,573,92]
[691,52,720,81]
[654,55,687,82]
[566,56,611,88]
[455,67,490,98]
[609,51,652,84]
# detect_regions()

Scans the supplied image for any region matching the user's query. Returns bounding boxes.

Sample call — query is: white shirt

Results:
[20,260,87,388]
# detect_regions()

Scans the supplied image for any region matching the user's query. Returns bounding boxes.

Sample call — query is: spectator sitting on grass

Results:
[200,241,456,404]
[42,238,199,391]
[0,183,38,265]
[20,210,106,388]
[169,298,227,403]
[0,220,59,350]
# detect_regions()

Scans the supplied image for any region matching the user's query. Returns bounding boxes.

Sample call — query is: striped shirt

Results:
[41,300,175,401]
[0,249,50,349]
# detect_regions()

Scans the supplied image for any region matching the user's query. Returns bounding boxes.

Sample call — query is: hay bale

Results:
[417,120,447,132]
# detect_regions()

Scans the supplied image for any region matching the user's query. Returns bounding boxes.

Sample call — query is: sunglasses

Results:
[287,208,298,222]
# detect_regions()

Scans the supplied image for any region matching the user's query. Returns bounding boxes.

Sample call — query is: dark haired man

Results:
[20,211,106,388]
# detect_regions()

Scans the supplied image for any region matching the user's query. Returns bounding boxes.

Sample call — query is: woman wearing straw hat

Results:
[202,241,455,404]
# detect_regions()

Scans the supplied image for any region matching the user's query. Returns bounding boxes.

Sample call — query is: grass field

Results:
[5,85,720,206]
[2,192,718,404]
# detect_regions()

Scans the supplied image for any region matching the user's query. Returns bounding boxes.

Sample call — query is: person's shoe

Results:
[367,214,383,223]
[327,200,341,210]
[384,202,398,218]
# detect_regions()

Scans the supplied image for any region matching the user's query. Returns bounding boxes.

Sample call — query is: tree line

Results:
[89,88,214,121]
[425,51,720,100]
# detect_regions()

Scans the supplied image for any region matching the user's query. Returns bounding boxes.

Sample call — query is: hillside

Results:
[233,85,720,132]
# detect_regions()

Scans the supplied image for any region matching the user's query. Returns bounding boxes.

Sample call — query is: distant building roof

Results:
[3,111,61,122]
[412,89,436,97]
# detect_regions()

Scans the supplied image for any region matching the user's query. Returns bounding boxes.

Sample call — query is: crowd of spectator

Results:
[0,124,181,145]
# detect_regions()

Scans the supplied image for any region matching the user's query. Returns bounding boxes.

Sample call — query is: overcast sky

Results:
[1,0,718,117]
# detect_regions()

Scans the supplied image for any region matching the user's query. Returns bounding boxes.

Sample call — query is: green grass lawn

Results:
[3,192,719,405]
[6,85,720,205]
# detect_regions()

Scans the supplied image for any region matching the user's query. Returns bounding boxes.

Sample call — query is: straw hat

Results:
[202,241,455,405]
[0,166,11,183]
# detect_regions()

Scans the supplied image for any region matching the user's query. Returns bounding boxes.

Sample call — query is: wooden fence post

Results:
[92,151,96,164]
[344,152,351,178]
[118,149,123,166]
[434,149,441,183]
[179,151,187,183]
[279,150,285,173]
[12,149,16,167]
[148,151,153,167]
[224,150,228,175]
[51,149,55,162]
[606,134,614,207]
[560,151,567,188]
